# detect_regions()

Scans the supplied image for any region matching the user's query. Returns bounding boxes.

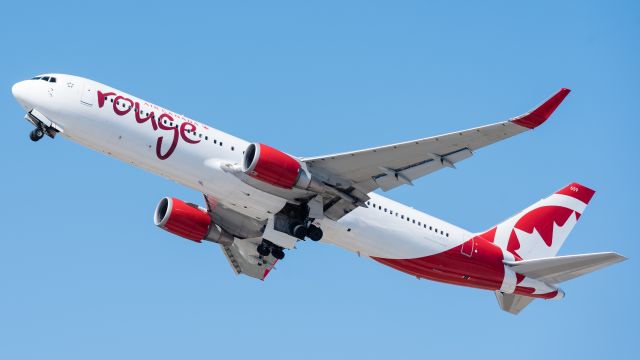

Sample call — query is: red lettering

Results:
[180,122,200,144]
[97,90,116,108]
[134,102,158,130]
[113,95,134,116]
[97,89,204,161]
[156,113,179,160]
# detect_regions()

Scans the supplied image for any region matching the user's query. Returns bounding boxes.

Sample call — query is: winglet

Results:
[511,88,571,129]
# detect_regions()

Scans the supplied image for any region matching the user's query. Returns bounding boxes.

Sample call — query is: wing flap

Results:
[373,147,473,191]
[220,238,278,281]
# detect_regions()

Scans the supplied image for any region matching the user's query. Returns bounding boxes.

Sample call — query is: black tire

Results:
[307,225,323,241]
[29,128,43,142]
[257,243,271,257]
[271,247,285,260]
[292,224,307,239]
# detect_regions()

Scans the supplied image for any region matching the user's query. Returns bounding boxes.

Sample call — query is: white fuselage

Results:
[12,74,471,260]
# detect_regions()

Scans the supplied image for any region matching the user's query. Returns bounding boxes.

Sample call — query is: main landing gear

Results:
[291,222,323,241]
[29,127,45,142]
[274,203,324,241]
[256,202,325,261]
[257,240,286,260]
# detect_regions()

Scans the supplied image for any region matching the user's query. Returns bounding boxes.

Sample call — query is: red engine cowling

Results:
[154,197,212,242]
[242,143,301,189]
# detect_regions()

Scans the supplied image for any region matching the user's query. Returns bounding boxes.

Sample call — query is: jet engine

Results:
[242,143,303,189]
[154,197,233,245]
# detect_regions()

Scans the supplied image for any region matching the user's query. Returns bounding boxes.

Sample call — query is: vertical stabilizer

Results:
[483,183,595,260]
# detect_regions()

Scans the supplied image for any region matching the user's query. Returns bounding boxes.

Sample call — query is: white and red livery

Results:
[12,74,626,314]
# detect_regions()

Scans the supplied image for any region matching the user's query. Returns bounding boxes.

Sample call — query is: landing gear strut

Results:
[29,128,44,142]
[274,203,324,241]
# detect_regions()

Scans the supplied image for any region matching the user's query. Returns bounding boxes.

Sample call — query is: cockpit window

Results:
[30,76,56,82]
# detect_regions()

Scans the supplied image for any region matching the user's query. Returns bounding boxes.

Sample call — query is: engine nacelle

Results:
[242,143,301,189]
[154,197,233,245]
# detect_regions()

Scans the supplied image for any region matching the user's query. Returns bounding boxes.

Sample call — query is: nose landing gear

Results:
[24,109,61,142]
[29,128,45,142]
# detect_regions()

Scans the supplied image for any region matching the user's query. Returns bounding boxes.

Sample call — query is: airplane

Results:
[11,74,626,314]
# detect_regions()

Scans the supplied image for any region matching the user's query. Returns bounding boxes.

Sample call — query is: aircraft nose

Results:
[11,80,30,107]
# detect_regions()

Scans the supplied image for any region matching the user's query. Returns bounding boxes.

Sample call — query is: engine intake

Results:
[243,143,301,189]
[154,197,233,245]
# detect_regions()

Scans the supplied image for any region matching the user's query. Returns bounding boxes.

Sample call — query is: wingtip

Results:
[511,88,571,129]
[612,253,629,262]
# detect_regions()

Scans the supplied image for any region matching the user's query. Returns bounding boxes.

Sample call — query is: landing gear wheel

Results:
[257,243,271,257]
[30,128,44,142]
[271,247,285,260]
[307,224,323,241]
[292,224,308,240]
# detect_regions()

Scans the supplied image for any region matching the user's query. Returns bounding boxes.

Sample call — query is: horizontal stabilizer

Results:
[504,252,627,284]
[495,291,535,315]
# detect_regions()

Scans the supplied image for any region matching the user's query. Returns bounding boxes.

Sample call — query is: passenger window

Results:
[401,215,404,219]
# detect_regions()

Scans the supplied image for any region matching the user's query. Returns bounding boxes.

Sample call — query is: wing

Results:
[303,89,571,220]
[219,237,279,281]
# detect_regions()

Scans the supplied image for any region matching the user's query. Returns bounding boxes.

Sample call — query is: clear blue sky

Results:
[1,1,637,359]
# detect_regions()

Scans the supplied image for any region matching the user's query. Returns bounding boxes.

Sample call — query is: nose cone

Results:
[12,80,30,109]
